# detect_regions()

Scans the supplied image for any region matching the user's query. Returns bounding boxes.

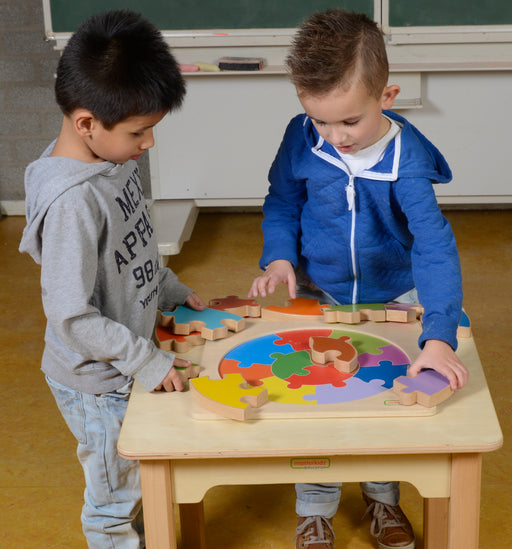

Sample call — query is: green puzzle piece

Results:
[270,351,312,380]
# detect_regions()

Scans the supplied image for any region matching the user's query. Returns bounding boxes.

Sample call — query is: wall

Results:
[0,0,152,215]
[0,0,61,213]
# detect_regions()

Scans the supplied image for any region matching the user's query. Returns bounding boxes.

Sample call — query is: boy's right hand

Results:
[248,260,296,298]
[152,357,192,392]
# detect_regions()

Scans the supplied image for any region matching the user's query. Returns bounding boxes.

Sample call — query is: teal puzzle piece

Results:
[161,306,243,331]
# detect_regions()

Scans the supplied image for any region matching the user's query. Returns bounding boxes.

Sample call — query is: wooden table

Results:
[118,320,502,549]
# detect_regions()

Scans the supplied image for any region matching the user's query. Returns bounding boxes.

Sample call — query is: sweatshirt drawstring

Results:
[345,175,358,303]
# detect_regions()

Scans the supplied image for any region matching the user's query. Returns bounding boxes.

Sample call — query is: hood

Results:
[302,110,452,183]
[19,141,117,263]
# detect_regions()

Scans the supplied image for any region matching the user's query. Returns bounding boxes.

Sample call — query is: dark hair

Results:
[55,10,186,128]
[286,9,388,99]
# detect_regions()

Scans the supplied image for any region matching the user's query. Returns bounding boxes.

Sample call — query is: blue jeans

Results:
[46,376,144,549]
[294,273,418,518]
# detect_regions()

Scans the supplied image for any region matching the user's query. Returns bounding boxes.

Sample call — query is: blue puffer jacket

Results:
[260,110,462,350]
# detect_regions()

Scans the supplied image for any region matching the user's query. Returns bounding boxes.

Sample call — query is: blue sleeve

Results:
[394,178,462,350]
[260,120,308,269]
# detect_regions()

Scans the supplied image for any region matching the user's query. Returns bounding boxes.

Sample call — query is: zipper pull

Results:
[345,176,355,211]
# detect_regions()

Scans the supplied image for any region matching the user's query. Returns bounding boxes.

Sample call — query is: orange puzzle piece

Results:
[155,324,205,353]
[309,335,359,373]
[261,297,330,321]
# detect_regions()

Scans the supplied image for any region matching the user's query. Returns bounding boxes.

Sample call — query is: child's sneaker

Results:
[362,495,415,549]
[295,515,335,548]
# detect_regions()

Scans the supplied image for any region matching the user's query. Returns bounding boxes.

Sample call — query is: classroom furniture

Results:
[117,320,502,549]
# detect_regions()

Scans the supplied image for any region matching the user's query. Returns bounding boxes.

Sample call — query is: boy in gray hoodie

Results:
[19,10,204,548]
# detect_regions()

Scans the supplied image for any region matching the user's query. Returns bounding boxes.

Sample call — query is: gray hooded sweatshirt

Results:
[19,142,193,394]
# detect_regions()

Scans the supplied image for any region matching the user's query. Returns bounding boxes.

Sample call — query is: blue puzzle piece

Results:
[224,334,294,369]
[354,360,408,389]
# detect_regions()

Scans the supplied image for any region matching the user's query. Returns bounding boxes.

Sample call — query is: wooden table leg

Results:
[180,502,206,549]
[140,460,178,549]
[424,498,448,549]
[448,453,482,549]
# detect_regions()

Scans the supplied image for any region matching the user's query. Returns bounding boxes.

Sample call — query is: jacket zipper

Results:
[345,175,357,303]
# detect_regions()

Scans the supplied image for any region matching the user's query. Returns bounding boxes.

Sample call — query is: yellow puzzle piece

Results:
[190,373,268,421]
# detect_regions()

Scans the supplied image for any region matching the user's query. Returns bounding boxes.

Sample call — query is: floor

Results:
[1,209,510,549]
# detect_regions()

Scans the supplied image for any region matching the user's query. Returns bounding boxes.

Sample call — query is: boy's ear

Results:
[381,85,401,110]
[73,109,98,137]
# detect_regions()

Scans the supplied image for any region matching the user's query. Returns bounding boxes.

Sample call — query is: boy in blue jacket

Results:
[249,9,469,549]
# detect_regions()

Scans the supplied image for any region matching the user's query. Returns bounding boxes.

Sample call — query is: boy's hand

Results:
[408,339,469,391]
[152,357,192,392]
[248,260,296,298]
[185,292,206,310]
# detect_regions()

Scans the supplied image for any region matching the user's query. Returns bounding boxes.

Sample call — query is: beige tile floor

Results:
[1,210,510,548]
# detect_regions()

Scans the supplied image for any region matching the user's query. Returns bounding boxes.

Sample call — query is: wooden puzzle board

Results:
[191,318,438,420]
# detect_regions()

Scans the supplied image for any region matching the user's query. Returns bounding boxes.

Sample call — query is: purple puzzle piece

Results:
[395,369,450,396]
[358,344,410,368]
[303,377,387,405]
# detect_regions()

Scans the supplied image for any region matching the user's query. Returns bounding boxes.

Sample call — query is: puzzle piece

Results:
[358,344,410,368]
[270,350,312,380]
[219,358,273,387]
[309,335,359,373]
[323,303,421,324]
[393,369,454,407]
[190,373,268,420]
[274,328,333,351]
[384,303,420,323]
[174,363,200,383]
[457,310,471,338]
[304,377,387,405]
[223,333,292,369]
[322,303,386,324]
[160,306,245,340]
[261,297,329,321]
[155,324,205,353]
[209,295,261,318]
[355,360,408,389]
[286,364,350,389]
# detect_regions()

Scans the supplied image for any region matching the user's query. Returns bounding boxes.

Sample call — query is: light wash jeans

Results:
[294,272,419,518]
[46,375,144,549]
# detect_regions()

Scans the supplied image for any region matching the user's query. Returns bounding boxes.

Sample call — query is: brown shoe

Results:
[362,495,415,549]
[295,515,335,549]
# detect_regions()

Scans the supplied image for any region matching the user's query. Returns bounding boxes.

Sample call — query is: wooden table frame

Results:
[118,322,502,549]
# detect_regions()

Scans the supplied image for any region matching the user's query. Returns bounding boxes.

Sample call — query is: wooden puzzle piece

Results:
[190,373,268,421]
[174,363,200,383]
[393,369,454,407]
[309,335,359,373]
[160,306,245,341]
[270,350,312,380]
[322,303,422,324]
[457,310,472,338]
[322,303,386,324]
[209,295,261,318]
[384,303,420,323]
[261,297,329,321]
[155,324,205,353]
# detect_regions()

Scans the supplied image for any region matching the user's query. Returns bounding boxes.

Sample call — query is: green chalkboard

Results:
[48,1,374,33]
[390,0,512,27]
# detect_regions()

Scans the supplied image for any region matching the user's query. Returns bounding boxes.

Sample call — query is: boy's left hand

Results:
[408,339,469,391]
[185,292,206,310]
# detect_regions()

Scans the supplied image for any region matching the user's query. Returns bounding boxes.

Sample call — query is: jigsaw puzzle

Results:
[192,320,438,419]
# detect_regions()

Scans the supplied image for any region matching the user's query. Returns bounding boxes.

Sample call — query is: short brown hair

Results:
[286,9,388,99]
